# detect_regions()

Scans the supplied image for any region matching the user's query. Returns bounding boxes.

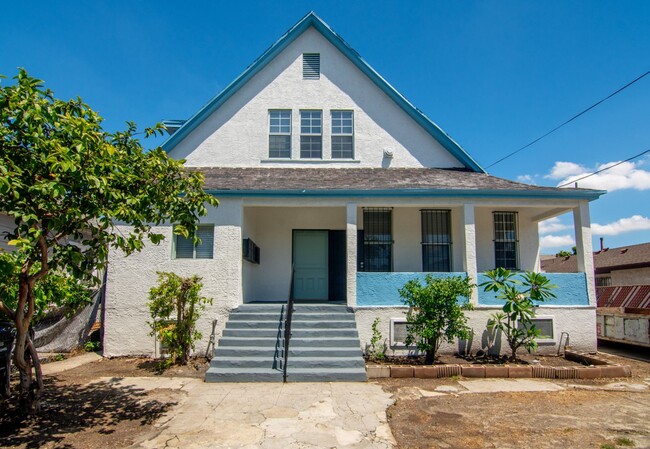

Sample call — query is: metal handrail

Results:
[283,265,296,383]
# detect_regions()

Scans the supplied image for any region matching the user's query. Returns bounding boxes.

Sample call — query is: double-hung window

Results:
[421,209,452,272]
[493,212,518,269]
[300,110,322,158]
[174,224,214,259]
[362,208,393,272]
[331,110,354,159]
[268,110,291,158]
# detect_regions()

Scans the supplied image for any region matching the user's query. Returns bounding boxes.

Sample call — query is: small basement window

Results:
[303,53,320,79]
[518,316,555,344]
[390,318,414,347]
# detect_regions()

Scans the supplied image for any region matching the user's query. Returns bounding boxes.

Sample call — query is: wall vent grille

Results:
[303,53,320,79]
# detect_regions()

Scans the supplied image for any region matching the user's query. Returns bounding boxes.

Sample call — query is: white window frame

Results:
[268,110,292,158]
[331,110,354,159]
[300,110,323,159]
[390,317,415,348]
[173,224,214,259]
[518,315,556,344]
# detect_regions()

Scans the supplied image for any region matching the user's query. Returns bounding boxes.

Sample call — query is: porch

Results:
[240,200,596,307]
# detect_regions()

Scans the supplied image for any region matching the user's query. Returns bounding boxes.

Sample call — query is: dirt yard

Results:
[381,353,650,449]
[0,353,648,448]
[0,357,209,449]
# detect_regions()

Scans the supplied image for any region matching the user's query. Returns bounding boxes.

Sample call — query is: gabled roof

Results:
[161,12,485,173]
[194,167,604,200]
[542,241,650,274]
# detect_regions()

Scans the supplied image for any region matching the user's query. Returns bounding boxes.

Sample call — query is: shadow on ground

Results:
[0,376,176,448]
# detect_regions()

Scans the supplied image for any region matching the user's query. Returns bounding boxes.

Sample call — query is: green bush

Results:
[399,274,474,364]
[0,252,92,322]
[148,272,212,365]
[481,268,556,361]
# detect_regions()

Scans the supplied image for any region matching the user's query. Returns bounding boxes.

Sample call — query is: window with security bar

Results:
[300,110,322,158]
[421,209,452,272]
[268,110,291,158]
[493,211,518,269]
[362,208,393,272]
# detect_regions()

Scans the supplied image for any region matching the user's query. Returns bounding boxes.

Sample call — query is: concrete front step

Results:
[211,356,365,369]
[217,337,361,348]
[226,320,357,329]
[205,367,367,382]
[222,328,359,338]
[236,304,349,313]
[214,346,363,358]
[229,312,354,321]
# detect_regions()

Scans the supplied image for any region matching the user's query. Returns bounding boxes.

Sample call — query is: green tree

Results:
[0,70,218,413]
[481,268,556,361]
[399,275,474,364]
[148,272,212,366]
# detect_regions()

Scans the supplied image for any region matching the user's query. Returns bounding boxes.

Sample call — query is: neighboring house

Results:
[104,12,604,366]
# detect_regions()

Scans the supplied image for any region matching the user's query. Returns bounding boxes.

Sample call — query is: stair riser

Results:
[210,358,365,369]
[214,348,363,358]
[236,305,350,313]
[227,321,357,329]
[205,372,283,382]
[222,329,359,338]
[228,313,353,321]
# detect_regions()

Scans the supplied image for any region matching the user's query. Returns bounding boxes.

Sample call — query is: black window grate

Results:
[362,208,393,272]
[303,53,320,79]
[493,211,518,269]
[421,209,452,272]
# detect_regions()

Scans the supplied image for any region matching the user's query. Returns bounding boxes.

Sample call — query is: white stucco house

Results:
[104,13,603,377]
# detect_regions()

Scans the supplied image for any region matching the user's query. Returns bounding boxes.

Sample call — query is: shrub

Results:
[399,274,474,364]
[148,272,212,365]
[481,268,556,361]
[368,317,386,361]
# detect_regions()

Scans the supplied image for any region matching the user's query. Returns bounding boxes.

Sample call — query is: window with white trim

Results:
[268,110,291,158]
[518,316,555,343]
[362,208,393,272]
[174,225,214,259]
[421,209,452,272]
[331,110,354,159]
[300,110,322,158]
[493,211,518,269]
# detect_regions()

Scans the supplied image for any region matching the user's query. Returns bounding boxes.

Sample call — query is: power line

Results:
[557,147,650,188]
[486,69,650,169]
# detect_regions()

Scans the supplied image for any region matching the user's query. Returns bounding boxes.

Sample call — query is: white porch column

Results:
[462,203,479,305]
[574,201,596,306]
[346,203,357,307]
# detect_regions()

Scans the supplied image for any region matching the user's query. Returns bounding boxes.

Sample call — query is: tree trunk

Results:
[16,332,42,414]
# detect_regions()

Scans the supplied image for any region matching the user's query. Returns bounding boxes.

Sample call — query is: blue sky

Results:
[1,1,649,253]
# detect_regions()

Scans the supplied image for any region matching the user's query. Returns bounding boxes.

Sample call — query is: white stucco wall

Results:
[103,199,243,357]
[355,306,597,356]
[167,28,463,169]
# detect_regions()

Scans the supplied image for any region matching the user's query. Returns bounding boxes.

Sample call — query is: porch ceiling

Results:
[195,167,603,200]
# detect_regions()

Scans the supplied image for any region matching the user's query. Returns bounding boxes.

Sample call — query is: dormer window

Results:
[303,53,320,79]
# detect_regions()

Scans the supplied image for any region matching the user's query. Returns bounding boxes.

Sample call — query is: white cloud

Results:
[545,158,650,191]
[538,217,572,235]
[517,174,535,184]
[592,215,650,236]
[540,234,575,249]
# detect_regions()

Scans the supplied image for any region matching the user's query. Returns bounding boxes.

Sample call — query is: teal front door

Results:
[293,230,328,301]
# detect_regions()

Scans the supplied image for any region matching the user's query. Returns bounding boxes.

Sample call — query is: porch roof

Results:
[195,167,604,200]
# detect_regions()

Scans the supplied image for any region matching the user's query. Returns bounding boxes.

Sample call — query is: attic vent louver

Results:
[303,53,320,79]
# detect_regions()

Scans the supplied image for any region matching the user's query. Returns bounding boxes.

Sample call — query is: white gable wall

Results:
[168,28,465,169]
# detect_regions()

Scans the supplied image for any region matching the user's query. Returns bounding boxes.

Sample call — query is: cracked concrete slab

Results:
[117,378,395,449]
[458,378,565,393]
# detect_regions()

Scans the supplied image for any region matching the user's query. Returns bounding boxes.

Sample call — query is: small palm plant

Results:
[481,268,556,361]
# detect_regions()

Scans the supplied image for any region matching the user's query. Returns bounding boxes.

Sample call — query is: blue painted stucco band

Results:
[477,272,589,306]
[356,272,468,306]
[356,272,590,307]
[161,12,485,173]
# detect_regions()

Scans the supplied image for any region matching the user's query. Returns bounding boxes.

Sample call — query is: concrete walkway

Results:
[93,377,397,449]
[40,352,102,375]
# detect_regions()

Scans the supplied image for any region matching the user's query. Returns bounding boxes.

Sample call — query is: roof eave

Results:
[160,12,485,173]
[204,187,605,200]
